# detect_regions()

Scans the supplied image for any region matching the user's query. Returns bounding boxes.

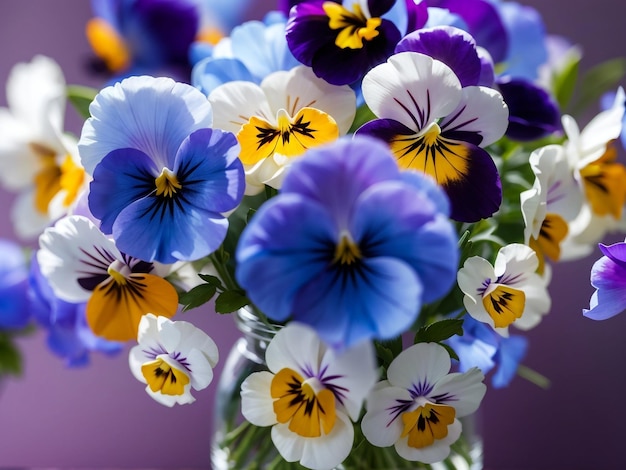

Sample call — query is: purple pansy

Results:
[585,241,626,320]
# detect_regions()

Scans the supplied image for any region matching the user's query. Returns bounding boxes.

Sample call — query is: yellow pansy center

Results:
[32,143,85,214]
[86,17,131,72]
[237,107,338,165]
[482,284,526,328]
[401,402,456,449]
[333,231,361,265]
[579,142,626,220]
[271,368,337,438]
[141,358,190,396]
[390,124,470,186]
[529,212,568,274]
[323,1,381,49]
[155,167,182,198]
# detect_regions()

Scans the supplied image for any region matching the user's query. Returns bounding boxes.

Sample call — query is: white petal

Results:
[429,368,486,417]
[394,418,462,463]
[209,80,274,133]
[128,344,149,384]
[320,339,378,420]
[11,190,54,240]
[440,86,508,146]
[37,215,121,302]
[520,186,543,243]
[265,323,323,376]
[240,371,278,427]
[184,348,216,391]
[387,342,451,391]
[457,256,495,304]
[271,423,305,463]
[145,384,195,407]
[493,243,538,281]
[362,52,462,131]
[361,384,409,447]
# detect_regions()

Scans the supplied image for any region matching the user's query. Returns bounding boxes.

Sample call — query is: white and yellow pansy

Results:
[0,55,87,238]
[240,322,378,470]
[560,87,626,259]
[208,65,356,194]
[129,313,219,407]
[361,342,486,464]
[37,215,178,341]
[457,244,550,336]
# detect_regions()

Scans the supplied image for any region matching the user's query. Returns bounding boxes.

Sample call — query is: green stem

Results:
[208,250,238,292]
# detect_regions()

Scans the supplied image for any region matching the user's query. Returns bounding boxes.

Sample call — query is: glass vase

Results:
[211,308,483,470]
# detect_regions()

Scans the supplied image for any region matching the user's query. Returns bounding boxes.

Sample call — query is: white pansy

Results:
[129,314,219,407]
[209,65,356,194]
[240,323,378,470]
[0,55,87,238]
[361,342,486,464]
[457,243,551,336]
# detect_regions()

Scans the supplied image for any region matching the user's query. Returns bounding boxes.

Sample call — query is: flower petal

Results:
[387,342,451,391]
[430,368,486,417]
[241,371,279,426]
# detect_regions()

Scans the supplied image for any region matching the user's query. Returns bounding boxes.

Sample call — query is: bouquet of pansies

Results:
[0,0,625,469]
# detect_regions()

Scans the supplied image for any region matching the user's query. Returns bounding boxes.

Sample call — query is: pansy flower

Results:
[236,136,459,349]
[209,65,356,194]
[520,145,578,272]
[28,255,122,367]
[356,51,508,222]
[37,215,179,342]
[285,0,403,85]
[584,240,626,321]
[361,342,486,464]
[79,75,245,264]
[0,55,87,239]
[129,313,219,407]
[457,243,550,336]
[191,13,301,95]
[86,0,201,79]
[559,87,626,259]
[240,322,378,470]
[0,239,30,330]
[447,315,528,389]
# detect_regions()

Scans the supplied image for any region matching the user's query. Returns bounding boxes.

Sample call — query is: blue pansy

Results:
[447,315,528,388]
[79,75,245,264]
[236,136,459,349]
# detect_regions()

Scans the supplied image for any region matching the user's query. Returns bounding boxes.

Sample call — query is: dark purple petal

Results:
[396,26,482,87]
[286,1,335,67]
[367,0,396,17]
[427,0,508,63]
[497,77,561,141]
[599,242,626,269]
[403,0,429,33]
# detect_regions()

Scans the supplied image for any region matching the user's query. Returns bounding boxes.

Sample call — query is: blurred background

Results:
[0,1,624,468]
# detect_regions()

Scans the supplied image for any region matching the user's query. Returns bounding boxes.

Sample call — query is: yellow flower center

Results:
[155,167,182,198]
[333,231,361,265]
[141,358,190,396]
[323,1,381,49]
[237,107,338,165]
[271,368,337,438]
[32,143,85,214]
[529,212,568,274]
[482,284,526,328]
[579,142,626,220]
[390,124,470,186]
[401,402,456,449]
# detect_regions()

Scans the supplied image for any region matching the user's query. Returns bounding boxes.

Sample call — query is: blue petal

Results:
[236,194,338,322]
[293,256,422,349]
[492,334,527,388]
[351,181,458,303]
[192,57,257,96]
[89,147,158,234]
[173,128,244,213]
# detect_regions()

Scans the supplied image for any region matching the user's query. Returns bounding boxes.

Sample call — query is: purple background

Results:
[0,1,625,468]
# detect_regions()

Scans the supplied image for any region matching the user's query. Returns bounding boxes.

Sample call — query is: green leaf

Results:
[67,85,98,119]
[571,57,626,115]
[414,318,464,344]
[197,273,225,289]
[179,283,217,311]
[0,334,23,376]
[552,50,580,109]
[215,290,249,314]
[348,103,376,133]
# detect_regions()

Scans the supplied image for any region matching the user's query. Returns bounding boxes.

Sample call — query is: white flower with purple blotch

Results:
[361,342,486,464]
[129,313,219,407]
[240,323,378,470]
